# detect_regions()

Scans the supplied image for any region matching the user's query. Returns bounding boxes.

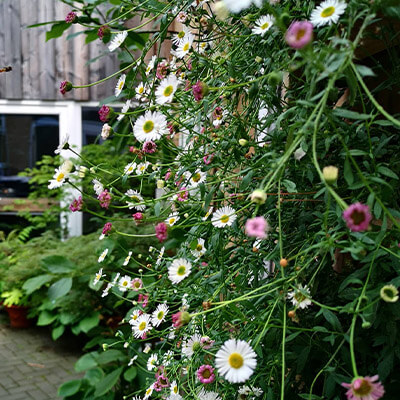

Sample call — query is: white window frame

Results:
[0,99,82,237]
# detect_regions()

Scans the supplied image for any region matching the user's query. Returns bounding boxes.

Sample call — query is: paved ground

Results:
[0,311,82,400]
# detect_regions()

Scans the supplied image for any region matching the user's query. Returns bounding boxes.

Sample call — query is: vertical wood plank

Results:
[4,0,22,98]
[0,1,7,98]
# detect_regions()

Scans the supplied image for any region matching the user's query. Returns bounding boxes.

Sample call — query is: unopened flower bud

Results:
[239,139,248,146]
[250,189,267,205]
[102,343,108,351]
[362,321,371,329]
[255,56,263,63]
[59,80,73,95]
[184,213,189,218]
[323,166,339,184]
[78,166,88,178]
[157,180,165,189]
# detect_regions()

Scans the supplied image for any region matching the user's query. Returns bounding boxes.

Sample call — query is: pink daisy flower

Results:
[197,365,215,384]
[341,375,384,400]
[155,222,168,242]
[285,21,313,50]
[131,278,143,291]
[245,216,269,239]
[343,202,372,232]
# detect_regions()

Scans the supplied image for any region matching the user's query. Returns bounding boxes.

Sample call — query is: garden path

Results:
[0,312,82,400]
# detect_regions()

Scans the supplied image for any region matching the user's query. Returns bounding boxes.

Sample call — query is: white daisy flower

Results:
[197,40,208,54]
[182,333,202,358]
[101,282,112,298]
[175,33,194,59]
[145,55,157,76]
[124,162,137,175]
[146,353,158,371]
[128,309,141,325]
[118,275,131,292]
[93,179,104,196]
[123,251,132,266]
[144,383,154,399]
[93,268,105,285]
[155,74,180,105]
[48,166,68,189]
[167,394,183,400]
[155,246,165,266]
[197,388,222,400]
[163,350,174,367]
[202,207,213,221]
[136,161,150,175]
[310,0,347,27]
[252,14,274,36]
[128,355,138,366]
[170,380,179,395]
[133,110,168,142]
[211,206,237,228]
[168,258,192,284]
[98,248,109,263]
[54,133,70,154]
[108,30,128,52]
[117,99,131,121]
[135,82,147,101]
[215,339,257,383]
[190,238,206,258]
[114,74,126,97]
[287,284,312,309]
[165,212,180,227]
[172,26,192,45]
[185,169,207,187]
[125,189,146,211]
[132,313,152,338]
[151,303,169,327]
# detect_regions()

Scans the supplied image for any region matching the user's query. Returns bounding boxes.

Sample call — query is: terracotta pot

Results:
[4,305,31,328]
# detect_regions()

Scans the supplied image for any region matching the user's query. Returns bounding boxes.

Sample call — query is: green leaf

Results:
[37,310,57,326]
[97,349,125,365]
[79,312,100,333]
[58,379,81,397]
[344,158,354,185]
[377,165,399,179]
[75,353,98,372]
[46,22,71,42]
[85,29,99,44]
[85,368,104,385]
[333,109,373,120]
[41,255,76,273]
[123,367,137,381]
[22,274,53,295]
[94,367,123,397]
[355,64,376,77]
[322,309,342,332]
[52,325,65,340]
[48,277,73,301]
[240,170,254,191]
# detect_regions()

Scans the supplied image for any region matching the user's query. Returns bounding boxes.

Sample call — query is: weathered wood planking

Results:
[0,0,119,101]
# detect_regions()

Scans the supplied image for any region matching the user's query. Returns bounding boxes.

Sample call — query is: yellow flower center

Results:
[169,218,176,225]
[118,81,124,89]
[196,244,203,251]
[353,379,372,396]
[96,274,101,280]
[228,352,244,369]
[178,31,185,39]
[321,6,335,18]
[134,281,141,289]
[138,321,147,331]
[131,314,138,320]
[261,22,269,30]
[157,311,164,320]
[177,265,186,276]
[173,386,178,394]
[183,42,190,52]
[56,172,65,182]
[146,388,152,395]
[163,85,173,96]
[122,281,128,287]
[138,86,144,94]
[143,120,154,133]
[220,215,229,223]
[296,28,306,40]
[130,196,139,202]
[192,173,201,182]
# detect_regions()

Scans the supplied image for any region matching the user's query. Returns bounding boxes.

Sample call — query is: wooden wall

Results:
[0,0,118,101]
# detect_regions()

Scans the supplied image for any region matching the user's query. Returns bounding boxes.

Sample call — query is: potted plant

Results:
[0,288,31,328]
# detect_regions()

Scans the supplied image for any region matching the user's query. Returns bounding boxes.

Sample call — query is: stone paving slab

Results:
[0,311,82,400]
